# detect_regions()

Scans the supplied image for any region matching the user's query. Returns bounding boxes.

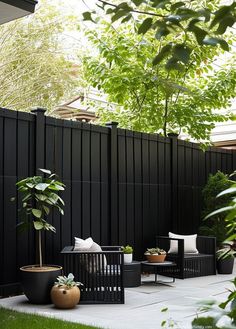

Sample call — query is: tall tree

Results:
[82,21,235,142]
[84,0,236,70]
[0,1,81,112]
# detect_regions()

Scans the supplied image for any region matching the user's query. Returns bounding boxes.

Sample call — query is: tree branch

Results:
[97,0,166,18]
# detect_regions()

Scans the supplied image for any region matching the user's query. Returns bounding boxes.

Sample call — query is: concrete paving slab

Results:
[0,263,235,329]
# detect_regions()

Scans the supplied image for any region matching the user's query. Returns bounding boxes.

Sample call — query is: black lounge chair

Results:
[61,246,124,304]
[155,235,216,279]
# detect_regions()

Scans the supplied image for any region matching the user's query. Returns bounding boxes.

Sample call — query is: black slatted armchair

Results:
[155,236,216,279]
[61,246,124,304]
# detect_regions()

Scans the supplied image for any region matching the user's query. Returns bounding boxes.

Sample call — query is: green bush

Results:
[199,171,232,246]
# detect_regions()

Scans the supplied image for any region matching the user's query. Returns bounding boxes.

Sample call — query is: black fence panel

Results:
[0,107,235,296]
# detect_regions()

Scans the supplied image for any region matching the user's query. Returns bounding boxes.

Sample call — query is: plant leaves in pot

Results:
[144,247,166,263]
[12,168,65,304]
[216,241,236,274]
[51,273,83,309]
[121,245,133,263]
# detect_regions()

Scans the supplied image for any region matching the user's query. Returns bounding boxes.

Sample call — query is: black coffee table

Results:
[141,261,176,285]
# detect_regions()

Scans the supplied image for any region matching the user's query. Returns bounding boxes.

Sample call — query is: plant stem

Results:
[38,230,42,267]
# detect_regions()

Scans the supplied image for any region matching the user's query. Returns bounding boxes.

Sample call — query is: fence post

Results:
[106,122,118,245]
[169,134,178,232]
[31,108,46,173]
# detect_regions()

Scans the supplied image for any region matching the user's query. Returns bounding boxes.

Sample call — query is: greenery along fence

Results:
[0,107,236,296]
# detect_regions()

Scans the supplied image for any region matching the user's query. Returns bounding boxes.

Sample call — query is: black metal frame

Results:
[155,236,216,279]
[61,246,124,304]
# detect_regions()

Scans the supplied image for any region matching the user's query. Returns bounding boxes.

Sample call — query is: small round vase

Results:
[51,285,81,309]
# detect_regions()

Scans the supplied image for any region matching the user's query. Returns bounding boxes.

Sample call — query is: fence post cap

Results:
[105,122,119,128]
[31,107,47,114]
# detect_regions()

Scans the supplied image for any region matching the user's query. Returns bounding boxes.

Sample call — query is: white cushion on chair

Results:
[74,237,107,272]
[168,232,199,254]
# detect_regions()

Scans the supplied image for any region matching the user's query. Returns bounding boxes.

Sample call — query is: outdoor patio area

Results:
[0,263,235,329]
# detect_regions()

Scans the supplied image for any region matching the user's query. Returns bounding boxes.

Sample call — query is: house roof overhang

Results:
[0,0,37,25]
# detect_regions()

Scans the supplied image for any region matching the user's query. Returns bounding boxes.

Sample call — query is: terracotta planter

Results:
[51,285,81,309]
[145,254,166,263]
[20,265,62,304]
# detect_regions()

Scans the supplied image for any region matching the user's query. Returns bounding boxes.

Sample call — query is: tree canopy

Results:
[84,0,236,71]
[0,1,81,113]
[81,19,235,142]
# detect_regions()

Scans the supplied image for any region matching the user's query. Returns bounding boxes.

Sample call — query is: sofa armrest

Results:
[197,236,216,255]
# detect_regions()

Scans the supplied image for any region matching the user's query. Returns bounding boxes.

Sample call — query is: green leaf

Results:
[33,221,44,230]
[35,194,47,201]
[122,14,132,23]
[161,307,168,312]
[26,183,34,188]
[210,5,232,29]
[192,26,207,44]
[171,2,185,11]
[82,11,95,22]
[138,18,153,35]
[218,186,236,197]
[155,27,170,40]
[32,208,42,218]
[216,15,235,34]
[131,0,143,5]
[166,57,184,71]
[10,197,15,202]
[39,168,51,175]
[173,44,191,64]
[152,44,172,65]
[35,183,50,191]
[111,10,130,23]
[43,205,50,215]
[22,193,31,202]
[203,37,229,51]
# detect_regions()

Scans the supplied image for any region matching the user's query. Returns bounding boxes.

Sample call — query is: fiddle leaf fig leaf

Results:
[33,221,44,230]
[32,208,42,218]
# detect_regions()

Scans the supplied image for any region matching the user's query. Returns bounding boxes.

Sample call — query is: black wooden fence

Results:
[0,107,236,296]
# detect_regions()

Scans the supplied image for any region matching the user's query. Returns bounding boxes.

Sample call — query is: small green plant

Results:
[54,273,83,288]
[121,245,133,254]
[12,168,65,267]
[216,241,236,260]
[144,247,166,255]
[192,278,236,328]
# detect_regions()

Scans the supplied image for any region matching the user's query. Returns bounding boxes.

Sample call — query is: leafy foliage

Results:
[54,273,83,288]
[82,21,235,142]
[121,245,133,254]
[84,0,236,70]
[13,168,65,267]
[199,171,233,246]
[145,247,166,255]
[0,0,80,112]
[192,278,236,329]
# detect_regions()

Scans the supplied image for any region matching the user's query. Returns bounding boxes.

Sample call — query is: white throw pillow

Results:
[168,232,199,254]
[74,237,107,272]
[74,237,93,250]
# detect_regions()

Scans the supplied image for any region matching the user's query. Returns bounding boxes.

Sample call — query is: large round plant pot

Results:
[51,285,81,309]
[146,254,166,263]
[217,258,234,274]
[20,265,62,304]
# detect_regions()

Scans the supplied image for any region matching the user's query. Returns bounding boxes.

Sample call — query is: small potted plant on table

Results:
[13,168,65,304]
[51,273,83,309]
[121,245,133,263]
[144,247,166,263]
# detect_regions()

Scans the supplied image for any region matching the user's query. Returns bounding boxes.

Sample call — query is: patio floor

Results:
[0,262,235,329]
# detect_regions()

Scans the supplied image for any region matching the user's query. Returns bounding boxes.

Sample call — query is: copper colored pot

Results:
[51,285,81,309]
[146,254,166,263]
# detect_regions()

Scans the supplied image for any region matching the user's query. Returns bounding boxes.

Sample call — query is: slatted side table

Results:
[123,261,141,287]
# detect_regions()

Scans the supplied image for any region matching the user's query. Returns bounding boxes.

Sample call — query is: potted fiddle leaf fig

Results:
[13,168,65,304]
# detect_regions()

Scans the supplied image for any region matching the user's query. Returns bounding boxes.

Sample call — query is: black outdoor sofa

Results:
[154,235,216,279]
[61,246,124,304]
